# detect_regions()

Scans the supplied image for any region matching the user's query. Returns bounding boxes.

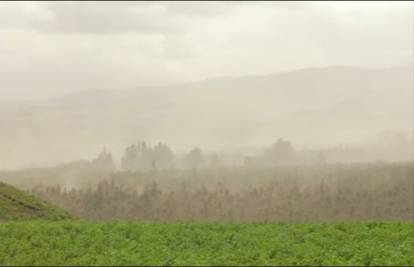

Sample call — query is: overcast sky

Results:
[0,1,413,100]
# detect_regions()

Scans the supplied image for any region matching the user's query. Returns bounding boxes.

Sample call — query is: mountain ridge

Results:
[0,64,412,169]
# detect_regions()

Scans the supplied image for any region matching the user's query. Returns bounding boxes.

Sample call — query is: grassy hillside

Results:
[0,221,413,265]
[0,181,72,221]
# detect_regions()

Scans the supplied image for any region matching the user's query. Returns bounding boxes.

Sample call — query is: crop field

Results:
[0,221,413,266]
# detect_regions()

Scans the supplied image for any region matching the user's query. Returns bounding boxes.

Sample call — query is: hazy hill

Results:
[0,181,73,221]
[0,65,412,169]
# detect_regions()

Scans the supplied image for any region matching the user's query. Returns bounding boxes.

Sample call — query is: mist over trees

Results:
[12,132,406,185]
[101,139,301,172]
[91,148,116,171]
[83,136,413,173]
[182,147,205,169]
[251,138,296,166]
[121,141,175,171]
[32,162,414,222]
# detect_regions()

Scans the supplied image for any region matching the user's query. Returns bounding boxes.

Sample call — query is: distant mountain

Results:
[0,65,412,169]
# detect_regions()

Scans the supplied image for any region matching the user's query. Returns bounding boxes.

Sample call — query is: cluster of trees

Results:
[182,147,206,169]
[33,162,414,222]
[119,142,213,171]
[245,138,296,166]
[91,148,116,171]
[120,142,175,171]
[85,137,412,172]
[93,138,297,172]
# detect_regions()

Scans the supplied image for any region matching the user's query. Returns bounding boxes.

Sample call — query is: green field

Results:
[0,221,413,266]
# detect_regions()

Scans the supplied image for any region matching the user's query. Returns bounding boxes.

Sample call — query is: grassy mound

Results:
[0,181,72,221]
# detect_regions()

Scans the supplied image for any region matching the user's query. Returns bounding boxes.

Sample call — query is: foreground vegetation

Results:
[0,221,413,266]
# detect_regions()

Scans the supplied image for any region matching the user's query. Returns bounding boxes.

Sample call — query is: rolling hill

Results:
[0,64,412,169]
[0,181,73,221]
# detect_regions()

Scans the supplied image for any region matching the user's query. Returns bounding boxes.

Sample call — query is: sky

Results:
[0,1,413,100]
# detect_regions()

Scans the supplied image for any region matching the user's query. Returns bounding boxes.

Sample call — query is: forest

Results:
[1,139,412,222]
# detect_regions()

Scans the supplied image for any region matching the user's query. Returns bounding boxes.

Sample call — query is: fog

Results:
[0,1,413,223]
[0,1,413,170]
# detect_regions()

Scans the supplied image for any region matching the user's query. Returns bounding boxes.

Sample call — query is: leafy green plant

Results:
[0,221,412,266]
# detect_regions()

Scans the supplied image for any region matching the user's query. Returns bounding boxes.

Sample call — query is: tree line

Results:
[33,161,414,222]
[91,138,297,172]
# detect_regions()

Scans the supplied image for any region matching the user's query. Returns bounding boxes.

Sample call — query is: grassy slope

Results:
[0,221,413,266]
[0,181,72,221]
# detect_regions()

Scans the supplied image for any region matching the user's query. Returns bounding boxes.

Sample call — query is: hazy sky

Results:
[0,1,413,100]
